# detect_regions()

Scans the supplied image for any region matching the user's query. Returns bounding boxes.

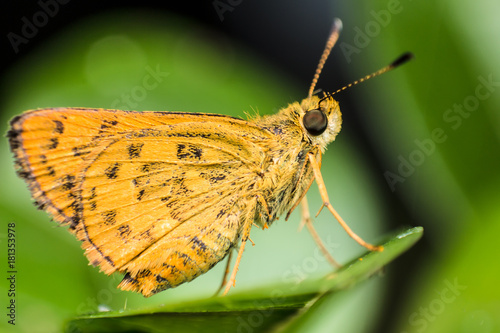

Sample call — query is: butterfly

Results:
[7,18,412,297]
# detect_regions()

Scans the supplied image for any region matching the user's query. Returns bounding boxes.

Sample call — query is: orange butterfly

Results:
[8,19,412,297]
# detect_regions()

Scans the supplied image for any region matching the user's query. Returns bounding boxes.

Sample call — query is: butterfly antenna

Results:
[308,18,343,99]
[330,52,414,96]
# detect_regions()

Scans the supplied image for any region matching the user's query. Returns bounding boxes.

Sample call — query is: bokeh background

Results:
[1,0,499,332]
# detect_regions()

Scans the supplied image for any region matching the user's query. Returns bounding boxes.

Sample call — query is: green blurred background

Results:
[1,0,499,332]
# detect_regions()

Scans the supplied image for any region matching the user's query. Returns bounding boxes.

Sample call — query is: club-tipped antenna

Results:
[330,52,414,96]
[308,18,343,99]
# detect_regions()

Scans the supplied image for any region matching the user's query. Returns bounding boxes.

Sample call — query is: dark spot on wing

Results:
[118,225,131,238]
[176,251,194,266]
[16,169,30,180]
[100,119,119,130]
[137,229,153,242]
[176,143,202,160]
[209,174,226,183]
[69,214,80,229]
[89,187,97,200]
[6,125,21,151]
[105,162,120,179]
[128,142,144,159]
[34,199,47,211]
[137,189,145,201]
[190,236,208,254]
[102,210,117,225]
[216,209,226,219]
[47,166,56,177]
[103,255,114,266]
[73,145,90,157]
[136,269,152,278]
[172,177,190,195]
[156,275,168,283]
[61,174,76,190]
[132,178,138,187]
[121,272,138,284]
[176,144,186,158]
[53,120,64,134]
[47,137,59,149]
[67,196,82,227]
[140,162,160,173]
[160,196,175,208]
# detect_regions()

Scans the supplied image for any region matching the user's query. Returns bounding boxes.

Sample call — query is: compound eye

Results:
[303,109,328,136]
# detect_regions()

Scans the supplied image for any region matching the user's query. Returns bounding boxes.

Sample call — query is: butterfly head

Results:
[299,93,342,150]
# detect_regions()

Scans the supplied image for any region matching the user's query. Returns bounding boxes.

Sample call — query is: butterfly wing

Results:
[9,108,274,296]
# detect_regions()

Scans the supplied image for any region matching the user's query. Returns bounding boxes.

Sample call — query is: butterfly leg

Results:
[222,208,254,296]
[307,153,383,252]
[300,195,341,268]
[214,249,234,296]
[285,176,315,221]
[285,152,317,221]
[297,194,309,231]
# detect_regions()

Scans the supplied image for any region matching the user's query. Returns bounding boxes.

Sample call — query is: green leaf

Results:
[65,227,423,333]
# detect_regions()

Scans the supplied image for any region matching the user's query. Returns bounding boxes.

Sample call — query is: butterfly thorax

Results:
[250,95,342,228]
